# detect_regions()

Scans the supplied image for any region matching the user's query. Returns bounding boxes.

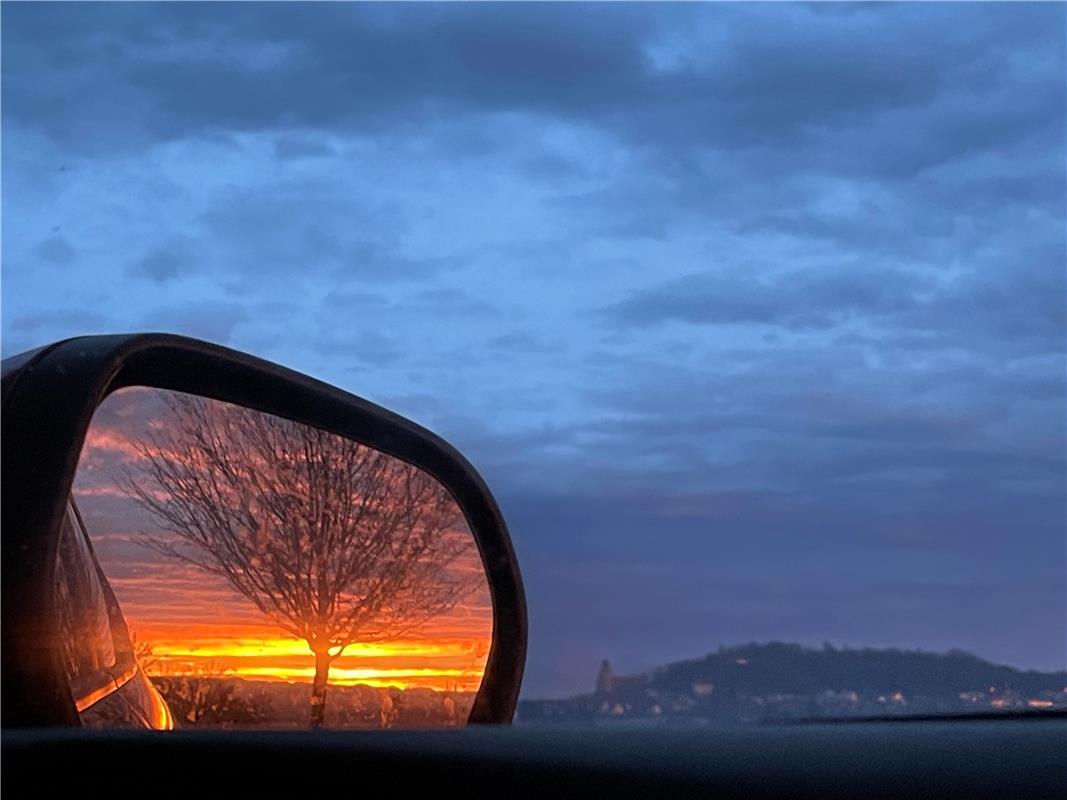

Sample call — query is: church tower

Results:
[595,659,613,695]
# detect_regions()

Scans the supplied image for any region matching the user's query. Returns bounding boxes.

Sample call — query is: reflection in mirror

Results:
[70,387,492,729]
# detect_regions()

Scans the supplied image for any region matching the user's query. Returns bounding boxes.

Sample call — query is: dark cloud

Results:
[488,332,560,356]
[607,242,1065,358]
[911,247,1066,357]
[129,238,196,282]
[0,3,644,153]
[5,3,1061,180]
[188,180,444,292]
[33,233,77,266]
[516,152,587,182]
[315,327,399,367]
[196,182,357,269]
[407,289,500,318]
[321,290,393,313]
[320,287,500,323]
[607,267,925,330]
[273,133,338,161]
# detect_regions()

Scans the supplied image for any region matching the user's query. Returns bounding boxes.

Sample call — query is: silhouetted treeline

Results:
[150,676,473,729]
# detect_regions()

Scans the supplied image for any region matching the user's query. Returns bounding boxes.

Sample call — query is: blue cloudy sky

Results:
[2,2,1064,697]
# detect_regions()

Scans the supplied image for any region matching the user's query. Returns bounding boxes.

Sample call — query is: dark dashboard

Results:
[6,715,1065,798]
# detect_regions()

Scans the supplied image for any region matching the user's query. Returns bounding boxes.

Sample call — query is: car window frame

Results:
[57,500,139,714]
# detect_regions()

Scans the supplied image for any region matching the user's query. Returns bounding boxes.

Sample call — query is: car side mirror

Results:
[1,334,526,728]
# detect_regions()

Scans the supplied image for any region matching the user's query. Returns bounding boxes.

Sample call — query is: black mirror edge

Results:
[0,333,527,727]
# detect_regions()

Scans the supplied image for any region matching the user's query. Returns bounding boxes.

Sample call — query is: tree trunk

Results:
[310,648,331,728]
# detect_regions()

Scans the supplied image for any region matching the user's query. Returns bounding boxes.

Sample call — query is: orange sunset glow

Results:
[73,387,493,714]
[132,624,489,691]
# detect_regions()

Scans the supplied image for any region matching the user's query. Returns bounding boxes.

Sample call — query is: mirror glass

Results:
[68,387,492,729]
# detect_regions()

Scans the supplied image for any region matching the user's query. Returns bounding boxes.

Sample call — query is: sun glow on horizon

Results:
[139,628,490,691]
[149,635,455,659]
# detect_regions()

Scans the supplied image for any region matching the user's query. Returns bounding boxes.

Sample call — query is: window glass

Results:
[54,505,117,697]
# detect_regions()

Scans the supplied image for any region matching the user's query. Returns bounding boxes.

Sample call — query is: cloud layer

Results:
[3,3,1064,697]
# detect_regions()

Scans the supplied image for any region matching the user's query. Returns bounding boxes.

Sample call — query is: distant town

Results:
[517,642,1067,725]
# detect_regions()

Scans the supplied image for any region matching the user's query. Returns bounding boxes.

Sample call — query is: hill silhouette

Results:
[518,642,1067,724]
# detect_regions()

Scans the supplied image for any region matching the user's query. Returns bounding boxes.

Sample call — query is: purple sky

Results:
[2,3,1064,697]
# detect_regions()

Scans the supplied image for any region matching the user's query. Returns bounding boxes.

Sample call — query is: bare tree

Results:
[131,631,159,675]
[125,393,480,727]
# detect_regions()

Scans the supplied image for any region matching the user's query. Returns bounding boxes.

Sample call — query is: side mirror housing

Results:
[2,334,527,728]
